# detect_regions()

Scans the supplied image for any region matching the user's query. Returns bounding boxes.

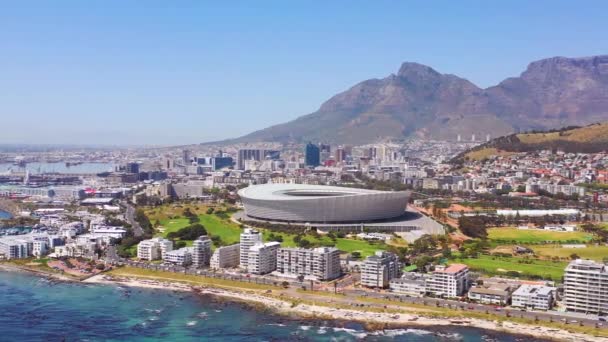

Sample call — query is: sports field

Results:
[487,228,592,244]
[453,254,567,282]
[532,245,608,261]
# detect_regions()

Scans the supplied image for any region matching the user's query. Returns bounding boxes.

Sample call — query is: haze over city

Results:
[2,1,607,145]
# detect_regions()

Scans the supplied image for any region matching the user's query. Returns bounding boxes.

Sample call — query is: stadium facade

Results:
[238,184,409,223]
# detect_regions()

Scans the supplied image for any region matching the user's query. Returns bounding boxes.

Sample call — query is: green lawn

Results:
[335,238,384,257]
[488,228,592,244]
[452,254,567,282]
[261,231,383,257]
[156,214,242,246]
[532,245,608,261]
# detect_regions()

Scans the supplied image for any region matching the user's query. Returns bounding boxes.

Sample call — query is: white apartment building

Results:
[137,238,173,261]
[240,228,262,268]
[192,235,212,268]
[210,243,240,269]
[426,264,470,297]
[564,259,608,314]
[164,247,193,266]
[276,247,341,281]
[0,237,30,259]
[361,251,401,288]
[511,285,556,310]
[389,273,427,297]
[247,242,280,275]
[32,240,48,258]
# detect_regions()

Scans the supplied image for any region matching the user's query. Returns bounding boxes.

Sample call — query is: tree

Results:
[570,253,580,260]
[167,223,207,241]
[211,235,224,247]
[351,251,361,259]
[298,239,311,248]
[206,207,215,215]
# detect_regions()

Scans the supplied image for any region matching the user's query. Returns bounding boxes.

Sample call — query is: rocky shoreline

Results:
[81,273,605,342]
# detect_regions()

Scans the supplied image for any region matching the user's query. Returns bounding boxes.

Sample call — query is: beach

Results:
[84,273,606,342]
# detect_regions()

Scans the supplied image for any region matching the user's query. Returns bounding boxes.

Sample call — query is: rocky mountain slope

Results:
[223,55,608,145]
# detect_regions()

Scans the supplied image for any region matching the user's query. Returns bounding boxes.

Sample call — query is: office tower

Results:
[305,142,320,167]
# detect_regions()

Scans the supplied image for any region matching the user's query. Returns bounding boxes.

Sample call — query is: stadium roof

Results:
[238,183,400,201]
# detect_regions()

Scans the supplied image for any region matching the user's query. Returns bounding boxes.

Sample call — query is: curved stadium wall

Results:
[238,184,409,224]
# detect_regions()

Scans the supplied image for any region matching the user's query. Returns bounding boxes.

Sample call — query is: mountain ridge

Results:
[212,55,608,145]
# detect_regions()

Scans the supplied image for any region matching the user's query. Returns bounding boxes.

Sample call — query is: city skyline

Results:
[2,1,607,145]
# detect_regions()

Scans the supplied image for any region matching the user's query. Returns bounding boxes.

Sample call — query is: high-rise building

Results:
[426,264,470,297]
[192,235,212,267]
[247,242,280,275]
[183,149,191,165]
[564,259,608,314]
[361,251,401,288]
[126,162,140,174]
[277,247,341,281]
[239,228,262,268]
[319,144,331,164]
[336,147,345,162]
[212,156,233,170]
[210,243,240,269]
[237,149,280,170]
[305,142,320,167]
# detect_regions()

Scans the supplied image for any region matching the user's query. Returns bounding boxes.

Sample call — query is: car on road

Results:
[599,317,607,322]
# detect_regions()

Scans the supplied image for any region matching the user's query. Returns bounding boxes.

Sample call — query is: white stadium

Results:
[238,184,410,223]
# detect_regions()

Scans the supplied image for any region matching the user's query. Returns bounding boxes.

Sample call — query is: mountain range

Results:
[221,55,608,145]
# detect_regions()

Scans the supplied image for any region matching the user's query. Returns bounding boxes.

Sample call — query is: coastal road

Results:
[125,203,144,237]
[342,290,606,329]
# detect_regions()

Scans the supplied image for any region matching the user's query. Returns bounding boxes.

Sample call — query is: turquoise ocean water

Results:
[0,271,544,341]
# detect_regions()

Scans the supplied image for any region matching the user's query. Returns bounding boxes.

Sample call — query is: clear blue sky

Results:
[1,1,606,146]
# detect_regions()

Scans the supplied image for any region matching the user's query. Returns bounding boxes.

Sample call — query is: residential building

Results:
[192,235,212,268]
[389,272,427,297]
[164,247,193,266]
[276,247,341,281]
[361,251,401,288]
[0,237,30,259]
[210,243,240,269]
[511,285,556,310]
[564,259,608,314]
[137,238,173,261]
[426,264,470,297]
[247,242,280,275]
[468,279,514,305]
[240,228,262,269]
